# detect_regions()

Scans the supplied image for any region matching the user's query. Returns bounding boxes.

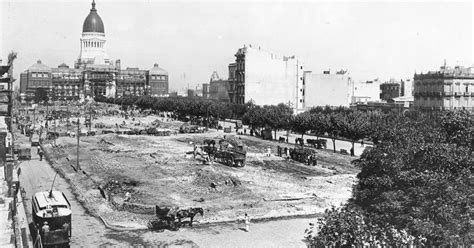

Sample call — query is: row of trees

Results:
[95,95,250,123]
[305,110,473,246]
[96,95,440,156]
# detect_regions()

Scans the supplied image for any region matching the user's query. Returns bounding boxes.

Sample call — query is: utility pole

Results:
[206,105,209,131]
[66,105,70,132]
[89,104,92,133]
[46,103,49,133]
[76,118,80,171]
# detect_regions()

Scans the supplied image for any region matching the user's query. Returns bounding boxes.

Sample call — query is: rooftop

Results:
[149,63,168,75]
[28,60,51,72]
[34,191,70,209]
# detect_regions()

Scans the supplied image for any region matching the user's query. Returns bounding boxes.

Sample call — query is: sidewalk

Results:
[0,166,15,248]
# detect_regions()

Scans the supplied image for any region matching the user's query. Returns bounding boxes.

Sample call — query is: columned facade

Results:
[75,0,111,69]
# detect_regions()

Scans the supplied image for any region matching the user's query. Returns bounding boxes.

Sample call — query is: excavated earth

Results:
[43,114,358,229]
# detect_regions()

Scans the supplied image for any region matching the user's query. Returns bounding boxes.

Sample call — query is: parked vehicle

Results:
[180,124,205,134]
[290,147,318,165]
[212,138,246,167]
[31,134,40,146]
[18,147,32,160]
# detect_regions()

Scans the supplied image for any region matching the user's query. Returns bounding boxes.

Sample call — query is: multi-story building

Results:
[414,65,474,111]
[350,79,381,103]
[0,59,13,165]
[228,45,304,112]
[380,79,401,102]
[20,1,169,100]
[147,64,169,96]
[20,60,53,99]
[208,71,230,102]
[202,83,210,99]
[303,70,352,108]
[401,78,413,97]
[117,67,147,97]
[227,63,238,103]
[51,63,83,100]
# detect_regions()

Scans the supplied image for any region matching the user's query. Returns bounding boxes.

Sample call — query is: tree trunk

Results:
[351,141,355,156]
[332,138,336,153]
[274,129,277,141]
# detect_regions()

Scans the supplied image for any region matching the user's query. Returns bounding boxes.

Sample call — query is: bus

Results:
[32,190,72,247]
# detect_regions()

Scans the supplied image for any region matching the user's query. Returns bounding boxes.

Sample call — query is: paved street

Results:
[18,145,130,247]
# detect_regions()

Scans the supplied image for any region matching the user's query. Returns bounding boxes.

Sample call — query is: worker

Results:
[42,221,50,235]
[124,192,131,202]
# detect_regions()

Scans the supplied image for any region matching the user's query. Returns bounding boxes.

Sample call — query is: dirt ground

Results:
[42,113,358,229]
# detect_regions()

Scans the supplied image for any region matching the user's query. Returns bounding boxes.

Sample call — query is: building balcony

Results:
[443,92,454,97]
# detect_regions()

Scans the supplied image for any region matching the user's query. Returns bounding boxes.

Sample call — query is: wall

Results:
[244,47,303,111]
[351,79,381,103]
[304,73,351,108]
[209,80,230,102]
[19,73,27,94]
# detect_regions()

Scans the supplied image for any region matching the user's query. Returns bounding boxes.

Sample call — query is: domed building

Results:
[20,0,169,101]
[75,0,111,68]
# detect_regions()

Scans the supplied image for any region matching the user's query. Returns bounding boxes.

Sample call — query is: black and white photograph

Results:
[0,0,472,247]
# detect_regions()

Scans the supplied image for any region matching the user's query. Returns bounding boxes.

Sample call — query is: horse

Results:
[176,207,204,227]
[203,139,216,147]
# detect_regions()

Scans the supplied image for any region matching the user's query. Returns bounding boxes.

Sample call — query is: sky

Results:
[1,0,473,92]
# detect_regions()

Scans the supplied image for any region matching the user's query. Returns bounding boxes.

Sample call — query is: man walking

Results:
[244,213,251,232]
[38,148,44,161]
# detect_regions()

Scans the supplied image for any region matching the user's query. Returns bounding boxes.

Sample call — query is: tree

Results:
[339,111,370,156]
[291,112,312,140]
[264,104,293,140]
[325,112,344,153]
[308,113,327,140]
[307,111,473,246]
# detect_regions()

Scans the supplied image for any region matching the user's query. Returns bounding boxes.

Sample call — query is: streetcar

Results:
[32,190,72,247]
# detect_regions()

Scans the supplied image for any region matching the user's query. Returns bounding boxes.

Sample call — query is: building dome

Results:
[149,63,168,75]
[82,0,104,33]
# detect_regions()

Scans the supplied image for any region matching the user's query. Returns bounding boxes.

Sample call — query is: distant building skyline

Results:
[2,1,472,92]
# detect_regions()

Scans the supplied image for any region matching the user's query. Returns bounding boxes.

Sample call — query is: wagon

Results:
[18,147,31,160]
[211,139,246,167]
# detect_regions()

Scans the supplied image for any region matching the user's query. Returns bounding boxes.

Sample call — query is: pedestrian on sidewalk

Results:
[266,147,271,157]
[243,213,251,232]
[38,149,44,161]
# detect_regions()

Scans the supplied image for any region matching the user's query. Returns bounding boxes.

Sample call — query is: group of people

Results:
[276,146,291,158]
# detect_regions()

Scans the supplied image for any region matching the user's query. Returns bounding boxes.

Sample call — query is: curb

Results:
[97,215,146,231]
[98,211,322,231]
